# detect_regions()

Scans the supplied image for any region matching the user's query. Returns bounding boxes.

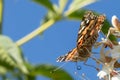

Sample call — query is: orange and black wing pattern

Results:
[57,11,105,62]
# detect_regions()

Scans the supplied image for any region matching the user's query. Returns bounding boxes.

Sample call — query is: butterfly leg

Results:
[94,38,109,48]
[83,59,100,71]
[83,47,91,57]
[83,47,100,71]
[94,38,114,49]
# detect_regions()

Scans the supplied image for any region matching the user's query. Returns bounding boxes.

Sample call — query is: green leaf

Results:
[0,0,3,34]
[0,66,7,74]
[41,10,61,24]
[58,0,68,14]
[41,11,55,24]
[0,35,28,74]
[29,64,73,80]
[65,0,97,16]
[33,0,55,12]
[66,9,86,20]
[25,75,36,80]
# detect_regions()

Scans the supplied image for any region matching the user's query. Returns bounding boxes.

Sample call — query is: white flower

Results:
[119,42,120,45]
[110,45,120,59]
[111,15,120,30]
[111,70,120,80]
[112,15,118,29]
[97,70,108,79]
[112,75,120,80]
[97,64,111,79]
[97,66,120,80]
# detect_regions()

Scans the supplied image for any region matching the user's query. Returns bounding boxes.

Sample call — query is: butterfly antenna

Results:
[51,62,68,73]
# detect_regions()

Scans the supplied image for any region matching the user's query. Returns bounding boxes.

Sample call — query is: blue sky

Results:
[3,0,120,80]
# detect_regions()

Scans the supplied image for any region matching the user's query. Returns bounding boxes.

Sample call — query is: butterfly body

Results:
[57,11,105,62]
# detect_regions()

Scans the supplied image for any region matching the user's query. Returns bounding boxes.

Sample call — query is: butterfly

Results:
[57,11,106,62]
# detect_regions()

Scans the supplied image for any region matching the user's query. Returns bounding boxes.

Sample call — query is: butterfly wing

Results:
[77,11,97,56]
[57,48,87,62]
[77,11,105,57]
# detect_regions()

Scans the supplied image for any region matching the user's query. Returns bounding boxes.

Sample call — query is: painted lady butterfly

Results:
[57,11,105,62]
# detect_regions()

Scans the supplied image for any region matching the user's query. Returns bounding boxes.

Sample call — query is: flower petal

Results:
[112,75,120,80]
[97,71,107,79]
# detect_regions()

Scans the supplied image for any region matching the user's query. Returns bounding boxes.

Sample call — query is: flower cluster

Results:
[96,15,120,80]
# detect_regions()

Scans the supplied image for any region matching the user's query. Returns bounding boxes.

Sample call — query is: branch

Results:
[16,19,55,46]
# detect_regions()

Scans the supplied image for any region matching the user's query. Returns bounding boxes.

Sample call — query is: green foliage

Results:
[41,0,97,24]
[40,0,68,24]
[65,0,97,16]
[28,64,73,80]
[33,0,55,12]
[58,0,68,14]
[66,9,86,20]
[0,0,3,34]
[0,35,28,74]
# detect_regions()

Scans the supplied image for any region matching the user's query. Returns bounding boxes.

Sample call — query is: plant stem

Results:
[16,19,55,46]
[0,0,3,34]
